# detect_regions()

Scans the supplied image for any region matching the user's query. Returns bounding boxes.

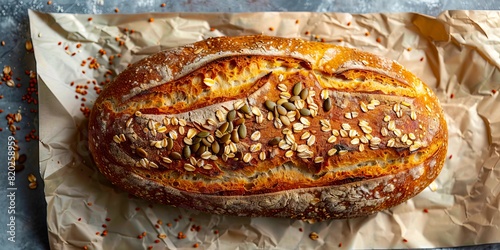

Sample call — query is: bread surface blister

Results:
[88,35,447,221]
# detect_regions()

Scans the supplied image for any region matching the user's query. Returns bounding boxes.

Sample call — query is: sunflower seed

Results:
[359,144,365,152]
[267,111,274,121]
[265,100,277,111]
[251,106,262,116]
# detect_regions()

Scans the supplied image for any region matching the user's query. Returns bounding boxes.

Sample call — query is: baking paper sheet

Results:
[29,10,500,249]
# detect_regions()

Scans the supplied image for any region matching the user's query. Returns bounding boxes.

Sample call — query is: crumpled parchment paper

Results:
[30,10,500,249]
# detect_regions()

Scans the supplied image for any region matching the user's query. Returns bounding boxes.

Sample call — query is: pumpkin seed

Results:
[166,138,174,150]
[219,122,229,133]
[264,100,276,111]
[282,102,296,111]
[238,123,247,138]
[323,97,332,112]
[220,133,231,144]
[211,142,220,154]
[170,152,182,160]
[196,145,207,156]
[227,110,236,121]
[233,117,245,126]
[202,138,211,146]
[182,146,191,159]
[276,105,287,115]
[239,104,251,115]
[293,82,303,96]
[136,148,148,158]
[299,108,311,116]
[191,142,200,153]
[227,121,234,133]
[300,88,309,100]
[231,129,240,143]
[197,131,210,138]
[280,115,291,126]
[268,137,281,146]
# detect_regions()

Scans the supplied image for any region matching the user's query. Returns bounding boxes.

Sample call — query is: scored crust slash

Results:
[88,35,447,221]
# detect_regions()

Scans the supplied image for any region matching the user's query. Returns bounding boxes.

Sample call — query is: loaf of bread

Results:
[88,35,447,221]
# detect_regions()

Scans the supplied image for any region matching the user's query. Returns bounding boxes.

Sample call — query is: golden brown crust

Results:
[88,35,447,220]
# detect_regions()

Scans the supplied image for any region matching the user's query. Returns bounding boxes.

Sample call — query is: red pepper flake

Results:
[402,238,408,243]
[1,41,5,46]
[337,38,343,42]
[83,246,88,250]
[57,41,62,46]
[154,239,160,244]
[114,8,119,13]
[365,32,370,36]
[78,218,82,221]
[177,232,186,239]
[299,228,303,232]
[64,46,69,50]
[148,17,154,23]
[147,246,153,250]
[376,37,382,43]
[347,22,351,26]
[87,17,92,22]
[193,243,199,248]
[137,235,143,239]
[450,93,454,99]
[130,29,135,34]
[449,155,453,159]
[161,3,166,7]
[167,223,172,227]
[142,232,147,237]
[101,230,108,237]
[135,207,141,211]
[407,47,412,51]
[423,208,429,213]
[102,224,107,228]
[420,57,424,61]
[492,89,497,94]
[213,229,219,234]
[305,31,310,35]
[76,43,82,48]
[87,202,93,206]
[269,27,274,31]
[339,242,342,247]
[295,19,300,24]
[95,232,100,235]
[155,224,160,229]
[47,1,52,5]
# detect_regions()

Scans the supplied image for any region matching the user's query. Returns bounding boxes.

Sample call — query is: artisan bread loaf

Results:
[88,35,447,221]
